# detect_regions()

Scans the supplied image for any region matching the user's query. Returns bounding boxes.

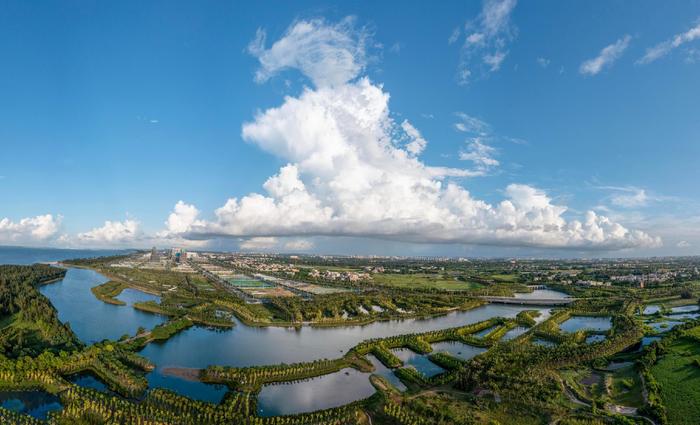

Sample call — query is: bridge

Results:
[480,296,574,306]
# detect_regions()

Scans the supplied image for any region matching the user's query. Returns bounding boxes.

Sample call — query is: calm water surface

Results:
[147,369,227,403]
[670,305,699,313]
[513,289,570,300]
[391,348,444,377]
[0,390,62,419]
[559,316,611,333]
[256,368,375,416]
[69,373,113,394]
[0,246,126,265]
[117,288,161,305]
[38,268,166,344]
[139,303,545,369]
[17,253,571,407]
[431,341,486,360]
[366,354,406,391]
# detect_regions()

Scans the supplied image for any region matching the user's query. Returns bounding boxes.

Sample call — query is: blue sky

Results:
[1,0,699,257]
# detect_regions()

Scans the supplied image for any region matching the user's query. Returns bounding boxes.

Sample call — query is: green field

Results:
[607,364,644,407]
[226,278,272,288]
[651,336,700,425]
[372,273,482,291]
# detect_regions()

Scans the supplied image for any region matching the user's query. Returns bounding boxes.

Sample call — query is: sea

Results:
[0,246,131,265]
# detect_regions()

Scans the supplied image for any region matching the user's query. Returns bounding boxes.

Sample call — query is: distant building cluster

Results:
[309,269,372,282]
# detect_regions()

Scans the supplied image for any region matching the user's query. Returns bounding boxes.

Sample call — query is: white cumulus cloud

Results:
[166,17,660,251]
[638,18,700,65]
[580,35,631,76]
[77,219,140,245]
[0,214,61,244]
[248,16,369,88]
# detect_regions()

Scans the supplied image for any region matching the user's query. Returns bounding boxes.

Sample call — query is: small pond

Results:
[256,368,375,416]
[69,373,112,394]
[559,316,611,333]
[0,390,62,420]
[647,320,685,333]
[643,305,660,315]
[473,326,499,338]
[366,354,406,392]
[431,341,486,361]
[501,326,528,341]
[147,368,227,404]
[391,348,444,377]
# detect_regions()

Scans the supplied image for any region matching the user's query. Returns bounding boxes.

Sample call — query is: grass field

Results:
[651,336,700,425]
[607,364,644,407]
[372,273,482,291]
[489,273,519,282]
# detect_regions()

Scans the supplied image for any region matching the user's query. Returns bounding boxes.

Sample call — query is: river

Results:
[4,250,568,412]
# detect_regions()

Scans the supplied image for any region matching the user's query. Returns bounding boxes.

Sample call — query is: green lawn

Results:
[651,336,700,425]
[372,273,482,291]
[489,273,519,282]
[608,365,644,407]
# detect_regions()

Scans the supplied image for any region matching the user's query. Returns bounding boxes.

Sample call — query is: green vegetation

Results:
[4,255,700,424]
[90,280,127,305]
[647,327,700,424]
[371,273,483,291]
[0,265,79,357]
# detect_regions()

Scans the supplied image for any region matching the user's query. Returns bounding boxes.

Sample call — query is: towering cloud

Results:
[167,17,660,250]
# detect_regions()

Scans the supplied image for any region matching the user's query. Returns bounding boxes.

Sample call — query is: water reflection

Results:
[643,305,660,315]
[501,326,528,341]
[647,320,684,333]
[431,341,486,360]
[559,316,611,333]
[147,369,227,403]
[513,289,570,300]
[139,303,545,369]
[391,349,444,377]
[69,373,112,394]
[256,368,375,416]
[0,390,62,420]
[38,268,166,344]
[366,354,406,392]
[116,288,161,306]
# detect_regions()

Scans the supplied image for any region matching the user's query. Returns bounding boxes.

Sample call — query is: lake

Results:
[38,267,167,344]
[4,249,573,413]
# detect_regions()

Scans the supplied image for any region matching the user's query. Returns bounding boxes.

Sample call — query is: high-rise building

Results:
[150,247,159,261]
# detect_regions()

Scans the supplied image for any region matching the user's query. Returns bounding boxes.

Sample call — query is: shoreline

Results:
[64,263,490,330]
